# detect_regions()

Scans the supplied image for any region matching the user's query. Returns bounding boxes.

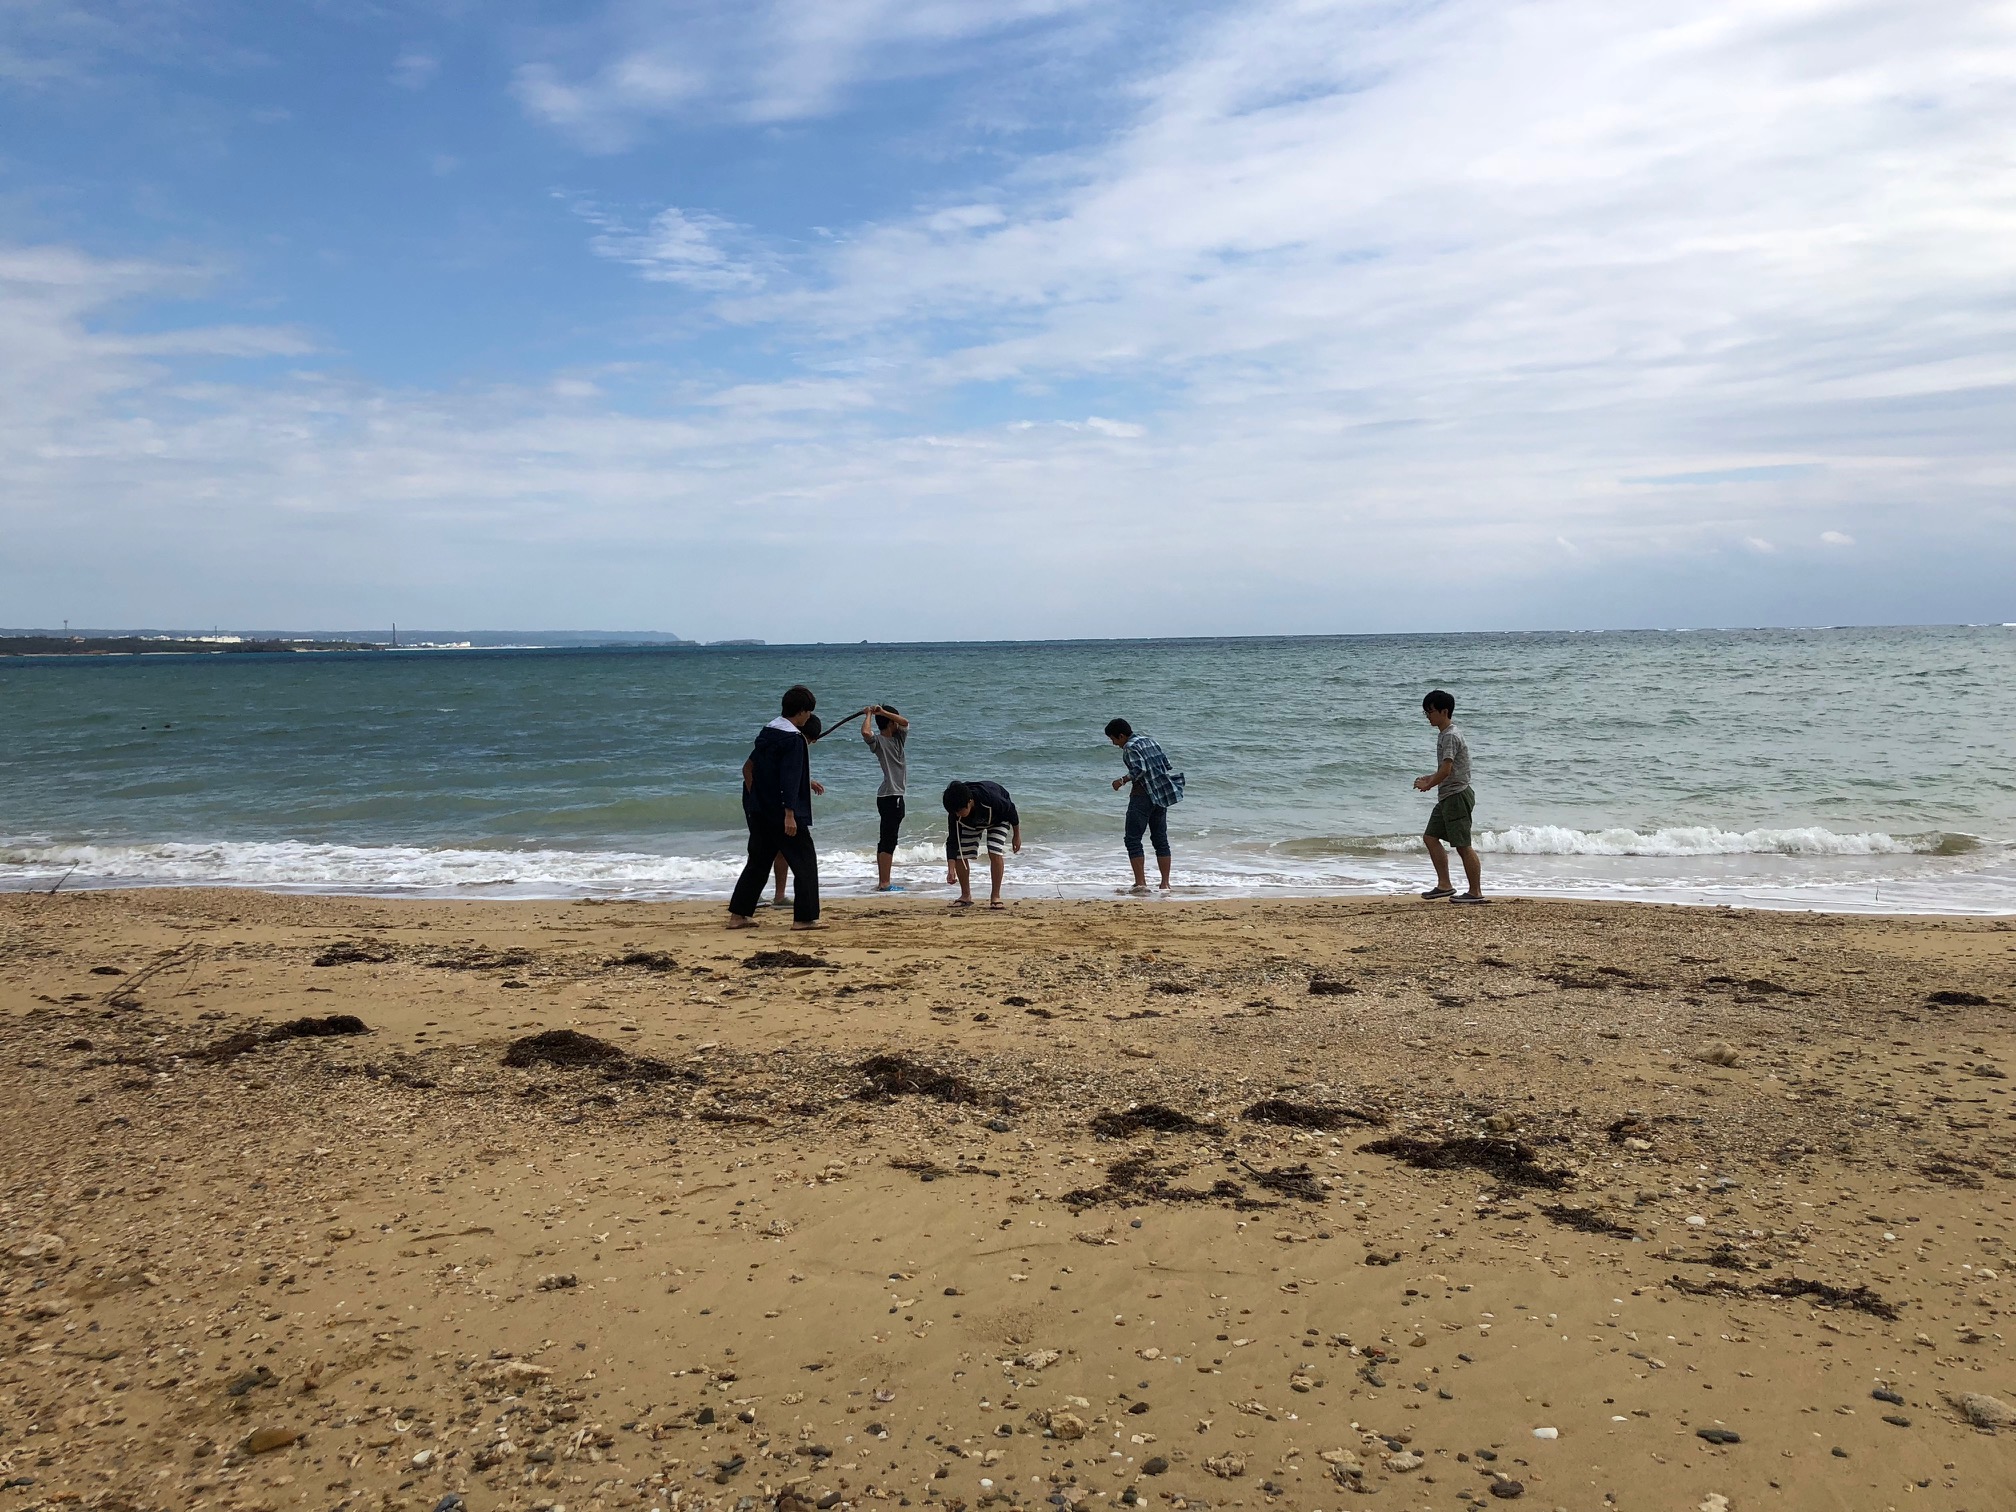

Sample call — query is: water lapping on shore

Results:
[4,826,2012,913]
[3,625,2012,913]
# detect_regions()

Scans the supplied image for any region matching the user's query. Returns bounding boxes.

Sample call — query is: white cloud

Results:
[1820,530,1855,546]
[390,48,437,90]
[576,202,771,291]
[513,0,1101,147]
[1745,537,1777,554]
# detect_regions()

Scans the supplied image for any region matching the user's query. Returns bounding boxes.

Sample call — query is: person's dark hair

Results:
[942,780,972,814]
[801,714,824,742]
[875,703,902,734]
[781,684,816,717]
[1104,718,1133,741]
[1422,689,1455,715]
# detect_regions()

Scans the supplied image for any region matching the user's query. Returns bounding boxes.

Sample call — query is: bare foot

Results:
[725,915,758,930]
[791,921,827,931]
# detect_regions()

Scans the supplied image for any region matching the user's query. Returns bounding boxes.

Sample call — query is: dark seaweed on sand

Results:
[1090,1104,1221,1138]
[312,942,394,967]
[1063,1154,1260,1211]
[854,1054,985,1105]
[1307,978,1358,996]
[1359,1134,1572,1189]
[606,951,680,972]
[1538,1204,1637,1239]
[428,948,533,971]
[1242,1098,1387,1130]
[1244,1163,1325,1201]
[502,1029,691,1083]
[745,949,833,970]
[199,1014,370,1062]
[1666,1274,1900,1320]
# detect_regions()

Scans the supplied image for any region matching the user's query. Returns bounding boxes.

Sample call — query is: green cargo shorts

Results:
[1425,787,1476,848]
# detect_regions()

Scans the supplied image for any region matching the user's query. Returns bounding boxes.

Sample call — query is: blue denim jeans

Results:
[1124,785,1171,859]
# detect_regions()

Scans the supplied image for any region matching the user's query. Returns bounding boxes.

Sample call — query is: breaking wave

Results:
[1473,825,1968,857]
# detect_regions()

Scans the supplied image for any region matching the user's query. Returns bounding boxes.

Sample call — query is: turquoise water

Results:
[3,627,2013,912]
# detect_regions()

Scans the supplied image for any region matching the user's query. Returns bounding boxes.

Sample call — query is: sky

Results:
[2,0,2012,640]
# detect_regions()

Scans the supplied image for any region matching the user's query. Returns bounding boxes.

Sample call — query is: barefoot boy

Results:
[1413,689,1484,903]
[941,780,1021,908]
[861,704,910,891]
[1105,718,1183,892]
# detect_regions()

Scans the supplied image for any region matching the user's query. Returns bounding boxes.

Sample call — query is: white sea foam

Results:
[2,828,2011,914]
[0,837,950,894]
[1473,824,1947,858]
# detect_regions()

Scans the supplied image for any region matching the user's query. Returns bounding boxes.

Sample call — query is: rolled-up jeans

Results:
[1124,785,1170,859]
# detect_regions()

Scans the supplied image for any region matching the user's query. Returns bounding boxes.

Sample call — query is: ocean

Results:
[3,626,2013,913]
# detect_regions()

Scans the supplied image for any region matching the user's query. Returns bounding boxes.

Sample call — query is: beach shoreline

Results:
[4,887,2015,1512]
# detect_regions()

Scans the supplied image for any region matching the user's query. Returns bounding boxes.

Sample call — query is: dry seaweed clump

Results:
[1063,1154,1256,1210]
[854,1054,986,1105]
[1244,1163,1326,1200]
[606,950,680,972]
[1539,1204,1638,1239]
[502,1029,691,1084]
[1359,1134,1572,1190]
[1242,1097,1386,1130]
[1090,1103,1221,1138]
[1666,1273,1900,1319]
[745,949,832,970]
[312,941,394,967]
[428,947,534,971]
[199,1014,370,1062]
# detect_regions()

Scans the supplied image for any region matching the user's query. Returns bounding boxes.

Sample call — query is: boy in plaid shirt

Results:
[1105,718,1184,893]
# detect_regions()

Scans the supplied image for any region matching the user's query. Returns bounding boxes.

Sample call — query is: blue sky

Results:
[2,0,2012,639]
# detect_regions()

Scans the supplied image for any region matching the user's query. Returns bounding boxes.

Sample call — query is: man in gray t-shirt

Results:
[861,705,911,891]
[1413,689,1483,902]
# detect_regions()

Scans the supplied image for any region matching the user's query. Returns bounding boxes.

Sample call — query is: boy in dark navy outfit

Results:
[728,685,823,929]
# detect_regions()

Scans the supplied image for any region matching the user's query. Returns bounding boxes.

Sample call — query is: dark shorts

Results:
[876,794,905,855]
[1425,787,1476,848]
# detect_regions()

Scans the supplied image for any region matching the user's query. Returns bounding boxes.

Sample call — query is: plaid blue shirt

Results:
[1123,734,1184,807]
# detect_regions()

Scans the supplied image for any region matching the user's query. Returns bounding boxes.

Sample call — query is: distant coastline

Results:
[0,635,386,657]
[0,629,746,656]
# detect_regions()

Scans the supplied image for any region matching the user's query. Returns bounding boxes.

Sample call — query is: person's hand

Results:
[1112,776,1126,790]
[1012,829,1022,854]
[810,780,825,796]
[783,811,799,837]
[1412,775,1434,792]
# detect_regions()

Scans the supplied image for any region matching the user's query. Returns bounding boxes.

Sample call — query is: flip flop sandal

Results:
[1420,886,1455,900]
[1451,893,1490,905]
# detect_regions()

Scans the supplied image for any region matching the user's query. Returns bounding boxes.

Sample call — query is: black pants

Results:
[876,794,905,855]
[731,818,818,924]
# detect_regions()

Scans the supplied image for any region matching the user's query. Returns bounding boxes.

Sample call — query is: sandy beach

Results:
[3,887,2015,1512]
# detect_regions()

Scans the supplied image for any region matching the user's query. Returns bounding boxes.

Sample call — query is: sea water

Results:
[2,626,2012,913]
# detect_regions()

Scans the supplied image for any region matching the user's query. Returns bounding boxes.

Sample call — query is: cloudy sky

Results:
[3,0,2011,639]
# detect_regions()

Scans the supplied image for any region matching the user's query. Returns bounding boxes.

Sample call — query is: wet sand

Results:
[2,886,2015,1512]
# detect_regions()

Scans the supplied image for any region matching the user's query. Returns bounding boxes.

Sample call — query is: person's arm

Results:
[779,745,807,832]
[742,757,754,792]
[1115,740,1144,791]
[877,708,910,732]
[861,709,877,741]
[1011,823,1022,854]
[1413,758,1454,793]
